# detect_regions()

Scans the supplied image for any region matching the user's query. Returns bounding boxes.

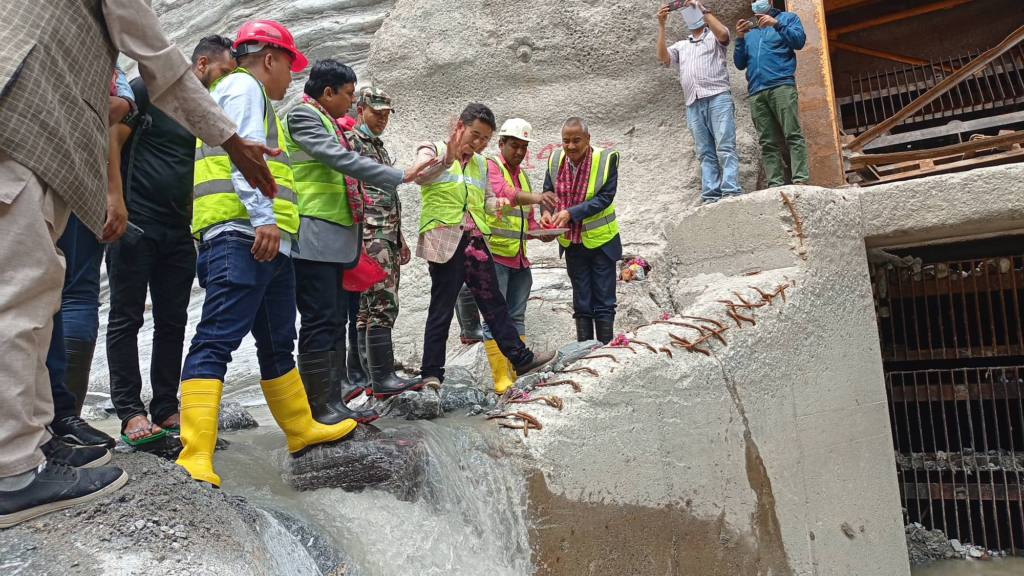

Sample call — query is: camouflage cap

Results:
[359,86,393,112]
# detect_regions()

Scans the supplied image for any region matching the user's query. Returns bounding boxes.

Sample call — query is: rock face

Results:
[0,453,323,576]
[283,423,427,499]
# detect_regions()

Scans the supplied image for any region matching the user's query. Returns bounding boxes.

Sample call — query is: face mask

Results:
[751,0,771,14]
[689,17,706,30]
[359,123,383,138]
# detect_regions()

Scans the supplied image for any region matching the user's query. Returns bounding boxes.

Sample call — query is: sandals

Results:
[120,422,167,446]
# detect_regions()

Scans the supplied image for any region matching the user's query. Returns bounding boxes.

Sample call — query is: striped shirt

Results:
[668,28,731,107]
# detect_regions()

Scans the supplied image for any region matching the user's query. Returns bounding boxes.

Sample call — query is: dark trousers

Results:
[180,232,296,382]
[564,243,617,321]
[347,284,360,349]
[421,233,532,382]
[295,259,354,354]
[47,213,105,420]
[106,217,196,431]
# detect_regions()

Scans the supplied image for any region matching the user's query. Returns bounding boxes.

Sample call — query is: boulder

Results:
[219,401,259,430]
[440,385,492,413]
[371,388,444,421]
[283,424,428,500]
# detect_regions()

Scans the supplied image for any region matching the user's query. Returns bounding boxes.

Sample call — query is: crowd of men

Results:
[0,0,807,528]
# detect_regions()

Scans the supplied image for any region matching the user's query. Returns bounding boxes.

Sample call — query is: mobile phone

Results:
[120,221,145,247]
[667,0,686,11]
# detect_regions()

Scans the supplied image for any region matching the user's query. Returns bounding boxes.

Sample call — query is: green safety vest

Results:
[282,102,353,227]
[418,142,490,236]
[192,68,299,238]
[484,156,530,258]
[547,147,619,249]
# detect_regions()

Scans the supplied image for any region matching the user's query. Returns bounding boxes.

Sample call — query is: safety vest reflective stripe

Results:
[582,210,615,231]
[547,146,619,249]
[192,67,298,237]
[507,208,526,219]
[489,227,523,239]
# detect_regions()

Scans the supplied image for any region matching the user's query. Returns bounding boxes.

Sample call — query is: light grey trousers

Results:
[0,151,70,477]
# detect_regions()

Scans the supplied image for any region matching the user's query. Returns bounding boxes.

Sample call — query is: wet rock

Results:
[442,366,479,389]
[265,508,363,576]
[514,340,603,390]
[373,388,443,421]
[440,385,492,412]
[904,523,957,564]
[219,401,259,430]
[115,435,230,461]
[282,425,427,500]
[80,404,111,422]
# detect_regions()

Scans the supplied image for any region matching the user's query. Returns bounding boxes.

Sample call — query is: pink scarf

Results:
[301,94,366,224]
[555,147,592,244]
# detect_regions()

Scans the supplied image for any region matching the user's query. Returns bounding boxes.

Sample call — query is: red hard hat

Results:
[233,20,308,72]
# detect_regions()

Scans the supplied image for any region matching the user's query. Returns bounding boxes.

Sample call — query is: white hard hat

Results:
[497,118,535,142]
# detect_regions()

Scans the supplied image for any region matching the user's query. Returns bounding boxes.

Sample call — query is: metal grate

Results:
[839,44,1024,135]
[874,254,1024,555]
[873,256,1024,362]
[887,367,1024,554]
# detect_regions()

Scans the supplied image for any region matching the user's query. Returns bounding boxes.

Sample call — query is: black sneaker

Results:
[0,459,127,528]
[48,415,115,448]
[39,437,111,468]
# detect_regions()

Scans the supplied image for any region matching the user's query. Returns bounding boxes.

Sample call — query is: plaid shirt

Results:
[0,0,236,234]
[413,141,498,264]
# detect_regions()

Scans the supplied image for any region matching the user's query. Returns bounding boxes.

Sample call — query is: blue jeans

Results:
[686,91,742,203]
[481,263,533,339]
[180,232,297,382]
[46,213,105,419]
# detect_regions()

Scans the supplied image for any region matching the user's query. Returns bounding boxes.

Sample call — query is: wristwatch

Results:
[118,96,140,128]
[702,7,712,14]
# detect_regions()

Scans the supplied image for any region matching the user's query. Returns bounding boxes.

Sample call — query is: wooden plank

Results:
[828,0,976,38]
[853,146,1024,185]
[862,110,1024,151]
[848,130,1024,168]
[830,41,954,70]
[845,24,1024,152]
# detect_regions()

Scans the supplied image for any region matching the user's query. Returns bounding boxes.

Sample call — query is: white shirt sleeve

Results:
[211,74,277,228]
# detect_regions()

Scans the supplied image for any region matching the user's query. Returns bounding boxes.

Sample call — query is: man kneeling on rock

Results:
[414,103,558,389]
[540,117,621,344]
[177,21,359,487]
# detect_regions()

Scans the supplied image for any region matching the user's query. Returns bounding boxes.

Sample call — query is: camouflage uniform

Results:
[346,120,402,330]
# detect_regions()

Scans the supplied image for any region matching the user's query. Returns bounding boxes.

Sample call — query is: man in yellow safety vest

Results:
[540,117,622,345]
[413,104,558,389]
[479,118,558,393]
[176,21,357,487]
[283,60,431,428]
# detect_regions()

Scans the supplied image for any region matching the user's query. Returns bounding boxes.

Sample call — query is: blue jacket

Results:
[733,9,806,95]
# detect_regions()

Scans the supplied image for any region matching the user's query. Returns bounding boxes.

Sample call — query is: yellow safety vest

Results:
[547,147,619,249]
[282,102,353,227]
[192,68,299,238]
[418,142,490,236]
[484,156,530,258]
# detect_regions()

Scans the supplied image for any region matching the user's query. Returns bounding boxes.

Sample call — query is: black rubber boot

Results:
[297,351,348,426]
[575,318,595,342]
[327,348,378,424]
[64,338,95,416]
[595,319,615,345]
[367,327,425,398]
[455,288,483,344]
[348,329,370,392]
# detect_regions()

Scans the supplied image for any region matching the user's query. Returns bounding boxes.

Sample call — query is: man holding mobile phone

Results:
[735,0,809,187]
[656,1,742,204]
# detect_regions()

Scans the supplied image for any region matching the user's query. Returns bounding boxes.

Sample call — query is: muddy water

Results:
[911,558,1024,575]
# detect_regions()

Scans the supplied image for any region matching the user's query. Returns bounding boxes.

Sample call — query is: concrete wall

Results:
[517,185,910,575]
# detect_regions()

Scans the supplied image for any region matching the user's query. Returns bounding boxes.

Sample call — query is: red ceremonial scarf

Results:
[555,147,592,244]
[301,94,366,223]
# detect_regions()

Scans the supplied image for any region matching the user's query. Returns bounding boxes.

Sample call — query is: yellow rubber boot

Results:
[260,367,357,453]
[175,379,223,486]
[485,339,515,395]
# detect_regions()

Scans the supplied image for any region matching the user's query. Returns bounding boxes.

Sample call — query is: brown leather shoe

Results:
[513,350,557,376]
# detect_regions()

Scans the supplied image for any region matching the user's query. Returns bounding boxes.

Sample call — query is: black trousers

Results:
[106,217,196,431]
[564,243,617,321]
[421,233,533,382]
[294,259,354,354]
